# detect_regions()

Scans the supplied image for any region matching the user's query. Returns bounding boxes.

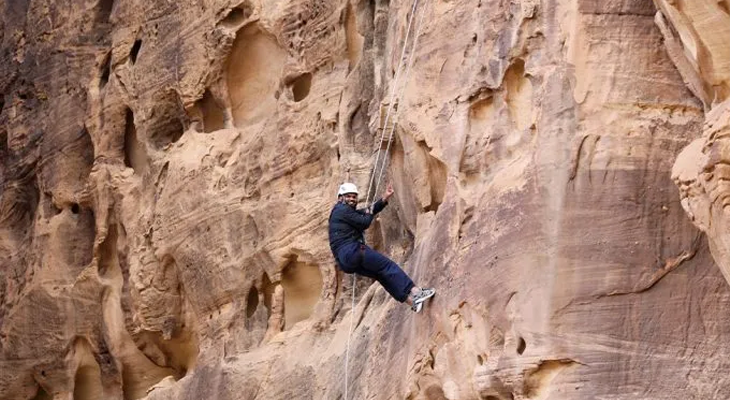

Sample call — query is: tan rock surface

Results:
[1,0,728,399]
[661,0,730,295]
[653,0,730,106]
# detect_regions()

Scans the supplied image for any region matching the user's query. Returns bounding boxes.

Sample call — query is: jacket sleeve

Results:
[341,205,375,231]
[371,199,388,215]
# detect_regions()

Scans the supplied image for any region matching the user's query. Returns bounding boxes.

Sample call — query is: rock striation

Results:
[1,0,729,399]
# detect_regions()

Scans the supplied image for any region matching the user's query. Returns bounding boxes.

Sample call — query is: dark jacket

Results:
[328,199,388,262]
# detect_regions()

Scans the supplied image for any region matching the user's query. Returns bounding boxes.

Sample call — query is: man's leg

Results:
[357,245,415,303]
[335,242,363,274]
[355,267,421,305]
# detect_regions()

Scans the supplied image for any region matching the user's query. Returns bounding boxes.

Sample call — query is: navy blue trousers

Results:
[335,242,415,303]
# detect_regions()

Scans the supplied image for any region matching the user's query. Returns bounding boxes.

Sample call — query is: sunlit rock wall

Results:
[1,0,728,399]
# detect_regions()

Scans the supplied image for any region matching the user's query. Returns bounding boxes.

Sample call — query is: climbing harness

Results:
[343,0,429,398]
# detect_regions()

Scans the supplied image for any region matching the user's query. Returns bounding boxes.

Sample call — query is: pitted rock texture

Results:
[1,0,729,399]
[673,102,730,282]
[662,0,730,291]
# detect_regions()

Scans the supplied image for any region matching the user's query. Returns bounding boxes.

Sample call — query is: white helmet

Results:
[337,182,359,196]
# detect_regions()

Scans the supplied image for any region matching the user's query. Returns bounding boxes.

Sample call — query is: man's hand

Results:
[383,183,394,202]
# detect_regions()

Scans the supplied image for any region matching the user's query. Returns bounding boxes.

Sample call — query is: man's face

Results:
[343,193,358,208]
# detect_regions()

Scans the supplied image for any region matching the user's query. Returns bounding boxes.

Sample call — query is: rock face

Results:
[653,0,730,107]
[662,0,730,292]
[1,0,729,399]
[673,102,730,283]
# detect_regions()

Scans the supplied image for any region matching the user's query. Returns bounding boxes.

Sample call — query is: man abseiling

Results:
[328,182,435,313]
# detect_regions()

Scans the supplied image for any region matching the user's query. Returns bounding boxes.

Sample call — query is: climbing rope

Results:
[364,0,426,207]
[372,0,428,200]
[343,0,428,398]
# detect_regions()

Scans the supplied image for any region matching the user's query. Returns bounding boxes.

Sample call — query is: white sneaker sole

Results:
[411,289,435,313]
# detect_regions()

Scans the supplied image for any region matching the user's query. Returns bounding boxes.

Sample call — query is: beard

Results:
[346,198,357,208]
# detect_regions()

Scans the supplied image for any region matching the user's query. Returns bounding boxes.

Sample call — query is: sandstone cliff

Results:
[1,0,729,399]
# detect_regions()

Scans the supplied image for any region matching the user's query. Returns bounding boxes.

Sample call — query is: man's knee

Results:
[361,247,392,268]
[336,259,358,274]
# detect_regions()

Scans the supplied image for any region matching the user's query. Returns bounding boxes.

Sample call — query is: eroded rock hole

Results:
[146,97,184,149]
[98,224,119,277]
[719,1,730,15]
[197,90,225,132]
[100,53,111,89]
[460,97,495,176]
[123,109,147,173]
[504,59,533,131]
[226,24,286,126]
[16,178,40,239]
[120,356,175,400]
[73,365,103,400]
[425,384,447,399]
[246,286,259,318]
[31,385,51,400]
[469,97,494,121]
[459,207,474,241]
[164,120,184,146]
[419,142,447,213]
[262,273,275,312]
[289,73,312,102]
[281,256,322,329]
[71,203,80,214]
[345,2,363,70]
[135,328,198,382]
[524,360,577,398]
[97,0,114,23]
[129,39,142,64]
[517,336,526,355]
[41,193,61,217]
[72,339,104,400]
[348,104,370,145]
[222,8,245,25]
[79,127,95,181]
[220,3,252,28]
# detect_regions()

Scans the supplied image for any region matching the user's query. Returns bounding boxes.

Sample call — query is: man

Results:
[328,182,435,313]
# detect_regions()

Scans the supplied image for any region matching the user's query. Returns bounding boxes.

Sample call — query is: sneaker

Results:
[410,287,435,313]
